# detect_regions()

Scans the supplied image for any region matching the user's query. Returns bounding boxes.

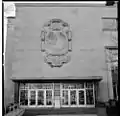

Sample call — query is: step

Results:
[22,108,97,116]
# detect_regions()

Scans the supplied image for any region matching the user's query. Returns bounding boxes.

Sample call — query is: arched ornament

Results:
[41,19,72,67]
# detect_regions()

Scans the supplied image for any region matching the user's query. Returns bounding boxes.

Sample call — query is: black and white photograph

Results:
[3,1,118,116]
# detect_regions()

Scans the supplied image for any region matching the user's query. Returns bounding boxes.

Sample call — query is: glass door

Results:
[78,90,85,107]
[70,90,77,107]
[61,90,69,107]
[45,90,53,107]
[29,90,36,107]
[37,90,45,107]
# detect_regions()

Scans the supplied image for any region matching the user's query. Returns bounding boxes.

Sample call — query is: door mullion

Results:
[77,90,79,107]
[68,90,70,107]
[84,89,86,106]
[44,90,46,107]
[36,90,38,107]
[93,83,95,106]
[28,90,30,106]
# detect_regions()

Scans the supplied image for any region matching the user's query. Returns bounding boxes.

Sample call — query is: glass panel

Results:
[70,90,77,105]
[62,84,69,89]
[20,83,28,89]
[36,84,43,89]
[78,90,85,105]
[20,90,28,105]
[54,90,60,96]
[20,83,25,89]
[62,90,69,105]
[86,89,94,105]
[62,83,84,89]
[30,91,36,105]
[43,84,53,89]
[69,84,77,89]
[46,90,52,105]
[29,83,53,89]
[86,82,93,88]
[76,83,84,89]
[38,91,44,106]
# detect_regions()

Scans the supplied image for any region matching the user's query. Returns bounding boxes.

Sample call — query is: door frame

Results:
[19,82,95,108]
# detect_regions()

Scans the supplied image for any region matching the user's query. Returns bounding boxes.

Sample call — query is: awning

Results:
[11,76,102,82]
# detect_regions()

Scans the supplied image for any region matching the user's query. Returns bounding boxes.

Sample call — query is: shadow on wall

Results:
[98,81,109,102]
[4,79,14,106]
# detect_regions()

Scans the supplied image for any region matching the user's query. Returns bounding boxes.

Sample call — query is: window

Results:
[102,17,117,31]
[102,17,118,44]
[61,82,95,107]
[19,88,28,106]
[85,82,94,105]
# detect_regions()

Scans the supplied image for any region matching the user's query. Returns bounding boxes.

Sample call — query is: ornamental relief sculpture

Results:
[41,19,72,67]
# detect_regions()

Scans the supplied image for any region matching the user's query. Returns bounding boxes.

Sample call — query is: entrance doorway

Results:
[19,82,95,108]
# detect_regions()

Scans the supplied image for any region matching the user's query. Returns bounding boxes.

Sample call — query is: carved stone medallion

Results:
[41,19,72,67]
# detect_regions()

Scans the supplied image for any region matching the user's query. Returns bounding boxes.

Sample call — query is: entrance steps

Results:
[22,108,97,116]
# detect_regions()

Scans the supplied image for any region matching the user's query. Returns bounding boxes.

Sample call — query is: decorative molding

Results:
[41,19,72,67]
[4,2,16,18]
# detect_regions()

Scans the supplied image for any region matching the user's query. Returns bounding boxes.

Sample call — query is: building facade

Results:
[4,2,118,109]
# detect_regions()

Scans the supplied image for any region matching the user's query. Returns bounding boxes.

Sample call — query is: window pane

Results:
[86,82,93,88]
[86,89,94,105]
[70,90,77,105]
[30,91,36,105]
[20,90,28,105]
[62,84,69,89]
[79,90,85,105]
[20,83,25,89]
[46,90,53,105]
[43,84,53,89]
[69,84,77,89]
[62,90,69,105]
[38,91,44,105]
[76,83,84,89]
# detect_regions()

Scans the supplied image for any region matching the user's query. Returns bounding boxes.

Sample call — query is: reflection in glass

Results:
[46,90,52,105]
[79,90,84,105]
[86,89,94,105]
[62,90,69,105]
[38,91,44,105]
[30,91,36,105]
[70,90,77,105]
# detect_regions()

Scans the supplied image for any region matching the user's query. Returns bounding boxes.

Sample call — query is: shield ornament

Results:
[41,19,72,67]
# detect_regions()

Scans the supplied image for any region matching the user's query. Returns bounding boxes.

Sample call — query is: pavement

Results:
[23,114,98,116]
